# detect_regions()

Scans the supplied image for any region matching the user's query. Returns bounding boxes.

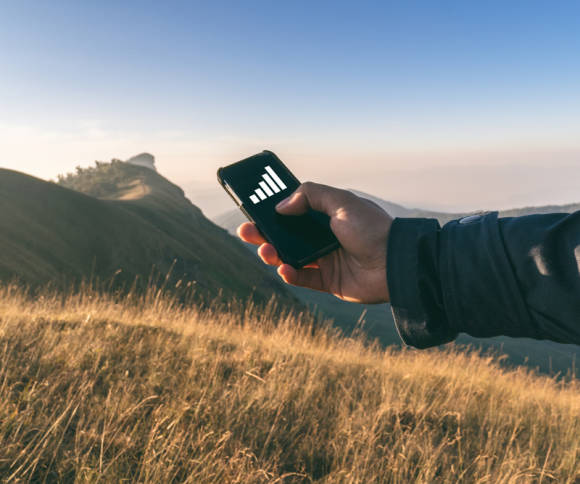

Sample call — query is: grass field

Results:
[0,284,578,483]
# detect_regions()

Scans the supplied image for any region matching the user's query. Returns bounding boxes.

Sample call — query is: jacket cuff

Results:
[440,212,533,339]
[387,218,457,349]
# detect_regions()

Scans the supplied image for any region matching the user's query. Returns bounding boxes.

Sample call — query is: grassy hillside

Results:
[213,201,580,375]
[0,163,295,305]
[0,284,578,482]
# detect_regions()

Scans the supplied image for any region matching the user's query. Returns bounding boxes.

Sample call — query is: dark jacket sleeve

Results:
[386,211,580,349]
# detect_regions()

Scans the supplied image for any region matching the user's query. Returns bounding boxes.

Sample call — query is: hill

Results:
[213,195,580,375]
[0,285,578,482]
[0,161,294,305]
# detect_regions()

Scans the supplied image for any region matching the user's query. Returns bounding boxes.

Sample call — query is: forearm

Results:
[387,211,580,348]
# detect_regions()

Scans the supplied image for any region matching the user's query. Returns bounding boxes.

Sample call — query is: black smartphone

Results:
[217,150,340,268]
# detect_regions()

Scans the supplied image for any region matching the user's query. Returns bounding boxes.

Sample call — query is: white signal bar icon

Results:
[249,165,287,204]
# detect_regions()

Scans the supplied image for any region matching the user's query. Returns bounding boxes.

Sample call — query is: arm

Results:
[388,211,580,348]
[237,182,580,348]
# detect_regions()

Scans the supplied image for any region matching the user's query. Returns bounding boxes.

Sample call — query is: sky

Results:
[1,1,579,215]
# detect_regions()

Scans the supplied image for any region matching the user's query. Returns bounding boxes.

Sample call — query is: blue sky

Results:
[1,1,579,213]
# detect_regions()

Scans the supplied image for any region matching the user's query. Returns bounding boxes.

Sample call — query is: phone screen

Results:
[218,151,339,268]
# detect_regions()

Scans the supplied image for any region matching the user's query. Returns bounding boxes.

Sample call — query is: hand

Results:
[237,182,393,304]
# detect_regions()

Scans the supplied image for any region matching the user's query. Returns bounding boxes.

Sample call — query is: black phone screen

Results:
[218,151,339,268]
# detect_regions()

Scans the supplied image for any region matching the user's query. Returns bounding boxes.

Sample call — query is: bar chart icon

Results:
[249,165,287,204]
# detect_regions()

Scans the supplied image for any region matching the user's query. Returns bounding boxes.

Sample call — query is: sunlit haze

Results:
[1,2,579,216]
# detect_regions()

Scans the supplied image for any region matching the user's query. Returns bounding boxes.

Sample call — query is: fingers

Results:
[255,244,320,268]
[277,264,325,292]
[275,181,352,217]
[237,222,266,245]
[258,243,282,266]
[238,222,283,266]
[237,222,320,269]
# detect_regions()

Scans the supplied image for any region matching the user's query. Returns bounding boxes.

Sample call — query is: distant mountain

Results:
[213,191,463,233]
[216,189,580,230]
[351,190,580,224]
[213,191,580,375]
[0,160,296,305]
[182,179,235,219]
[500,202,580,218]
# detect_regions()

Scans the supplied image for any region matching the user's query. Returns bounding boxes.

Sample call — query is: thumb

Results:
[275,181,349,216]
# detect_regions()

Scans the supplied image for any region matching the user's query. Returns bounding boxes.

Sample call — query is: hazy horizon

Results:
[2,2,579,214]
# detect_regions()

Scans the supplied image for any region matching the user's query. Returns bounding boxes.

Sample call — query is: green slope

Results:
[0,163,295,305]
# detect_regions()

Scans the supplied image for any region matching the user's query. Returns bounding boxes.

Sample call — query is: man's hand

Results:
[237,182,393,304]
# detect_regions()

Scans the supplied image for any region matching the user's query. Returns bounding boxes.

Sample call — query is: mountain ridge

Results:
[0,161,296,306]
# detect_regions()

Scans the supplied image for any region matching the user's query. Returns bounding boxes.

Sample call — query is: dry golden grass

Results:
[0,284,578,483]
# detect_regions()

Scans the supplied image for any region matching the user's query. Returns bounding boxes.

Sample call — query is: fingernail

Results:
[275,197,290,210]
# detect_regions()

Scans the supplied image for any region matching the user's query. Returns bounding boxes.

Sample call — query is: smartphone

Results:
[217,150,340,268]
